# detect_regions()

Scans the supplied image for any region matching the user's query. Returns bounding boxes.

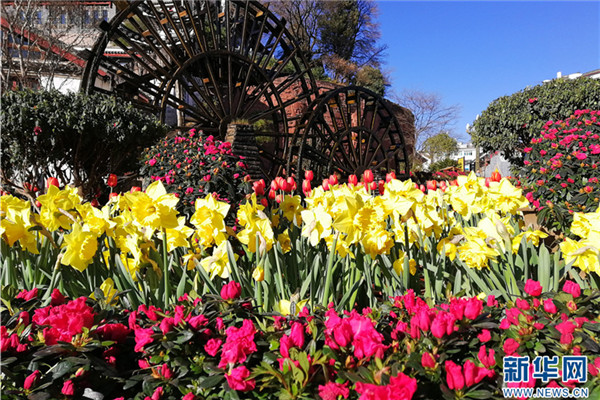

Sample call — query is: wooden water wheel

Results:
[287,86,410,181]
[81,0,317,178]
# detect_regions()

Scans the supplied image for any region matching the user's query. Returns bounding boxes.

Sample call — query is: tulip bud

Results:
[46,177,59,188]
[363,169,374,183]
[268,189,276,200]
[491,169,501,182]
[369,181,377,191]
[348,174,358,186]
[302,179,311,195]
[275,176,287,191]
[322,179,330,191]
[260,197,268,207]
[270,179,279,192]
[286,177,296,192]
[378,180,385,195]
[253,179,265,196]
[107,173,118,188]
[328,174,338,186]
[419,184,426,193]
[304,170,314,181]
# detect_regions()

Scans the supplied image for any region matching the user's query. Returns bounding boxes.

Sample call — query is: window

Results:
[102,10,109,21]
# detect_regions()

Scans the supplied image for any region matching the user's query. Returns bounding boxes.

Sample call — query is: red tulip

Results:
[419,184,426,193]
[268,189,276,200]
[107,173,118,188]
[484,177,491,187]
[491,169,501,182]
[348,174,358,186]
[385,172,396,182]
[253,179,265,196]
[363,169,374,184]
[322,179,330,191]
[286,177,296,192]
[304,170,314,182]
[275,177,286,191]
[302,179,311,195]
[426,180,437,191]
[270,179,279,192]
[260,197,268,207]
[369,181,377,191]
[131,186,142,192]
[275,194,283,203]
[46,177,59,188]
[378,180,385,195]
[328,174,338,186]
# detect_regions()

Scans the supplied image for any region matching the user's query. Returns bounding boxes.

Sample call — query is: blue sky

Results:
[377,1,600,143]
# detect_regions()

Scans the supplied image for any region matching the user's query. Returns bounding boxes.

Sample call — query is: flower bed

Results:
[2,282,599,399]
[3,118,600,398]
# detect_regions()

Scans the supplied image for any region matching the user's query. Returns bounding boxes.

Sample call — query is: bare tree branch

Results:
[392,89,461,151]
[1,0,95,91]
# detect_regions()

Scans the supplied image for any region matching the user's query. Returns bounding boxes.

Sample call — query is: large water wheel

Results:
[81,0,317,178]
[287,86,410,181]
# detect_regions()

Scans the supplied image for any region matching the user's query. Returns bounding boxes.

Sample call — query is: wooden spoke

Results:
[288,86,410,181]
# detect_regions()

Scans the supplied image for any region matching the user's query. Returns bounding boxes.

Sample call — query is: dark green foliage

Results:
[472,77,600,166]
[0,90,167,199]
[422,132,459,165]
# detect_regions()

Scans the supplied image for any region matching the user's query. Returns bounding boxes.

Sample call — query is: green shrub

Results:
[473,77,600,166]
[139,130,252,218]
[519,110,600,234]
[0,90,167,199]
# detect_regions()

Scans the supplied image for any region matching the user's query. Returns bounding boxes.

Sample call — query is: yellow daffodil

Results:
[165,217,194,252]
[90,277,118,305]
[200,241,232,279]
[278,195,303,226]
[124,181,179,233]
[301,205,332,246]
[437,238,457,261]
[252,265,264,281]
[458,236,499,270]
[274,298,308,316]
[560,238,600,274]
[277,229,292,253]
[511,229,548,253]
[487,179,529,215]
[37,185,82,231]
[61,223,98,272]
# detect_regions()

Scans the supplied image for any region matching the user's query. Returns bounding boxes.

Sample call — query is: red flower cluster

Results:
[520,110,600,231]
[32,297,96,345]
[355,371,417,400]
[141,129,251,217]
